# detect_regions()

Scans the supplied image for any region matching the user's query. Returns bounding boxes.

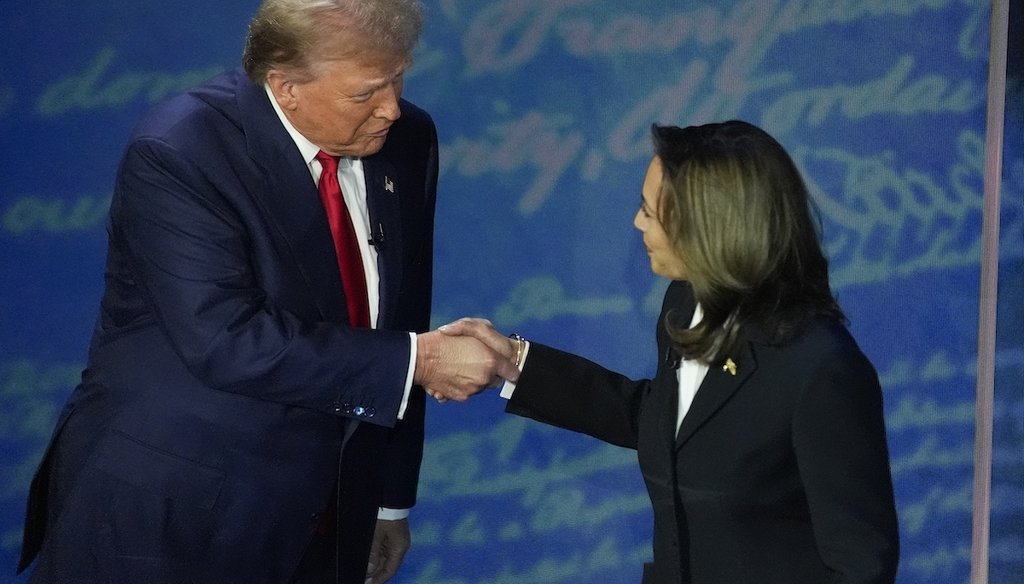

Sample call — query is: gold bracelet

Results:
[509,333,526,368]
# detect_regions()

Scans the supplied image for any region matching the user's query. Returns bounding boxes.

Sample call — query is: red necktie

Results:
[315,150,371,328]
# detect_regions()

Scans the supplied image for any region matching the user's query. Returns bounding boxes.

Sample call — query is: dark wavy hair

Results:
[652,121,845,364]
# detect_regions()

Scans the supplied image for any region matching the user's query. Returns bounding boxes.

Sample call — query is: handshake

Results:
[412,318,520,403]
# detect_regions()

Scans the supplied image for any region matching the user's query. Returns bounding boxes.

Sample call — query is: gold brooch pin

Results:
[722,358,737,376]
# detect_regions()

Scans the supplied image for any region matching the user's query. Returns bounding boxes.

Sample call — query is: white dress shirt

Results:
[675,304,709,433]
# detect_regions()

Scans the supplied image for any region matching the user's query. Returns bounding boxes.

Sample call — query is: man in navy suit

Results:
[17,1,515,582]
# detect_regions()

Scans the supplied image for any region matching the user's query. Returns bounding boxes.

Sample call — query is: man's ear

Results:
[266,70,298,110]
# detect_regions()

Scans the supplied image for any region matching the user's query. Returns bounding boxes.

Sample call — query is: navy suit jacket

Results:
[19,69,437,583]
[507,281,900,584]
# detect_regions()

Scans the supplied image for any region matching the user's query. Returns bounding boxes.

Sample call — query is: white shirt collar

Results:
[263,83,323,167]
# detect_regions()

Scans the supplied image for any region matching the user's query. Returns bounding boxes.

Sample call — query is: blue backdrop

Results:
[1,1,1021,583]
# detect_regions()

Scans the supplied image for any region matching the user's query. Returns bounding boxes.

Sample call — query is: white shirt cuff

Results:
[397,332,416,420]
[377,507,410,521]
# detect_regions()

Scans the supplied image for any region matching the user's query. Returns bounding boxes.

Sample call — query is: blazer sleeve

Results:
[505,280,691,450]
[109,136,411,426]
[791,336,900,583]
[505,343,650,450]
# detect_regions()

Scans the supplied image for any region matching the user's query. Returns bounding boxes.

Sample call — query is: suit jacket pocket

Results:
[93,430,225,510]
[678,486,752,582]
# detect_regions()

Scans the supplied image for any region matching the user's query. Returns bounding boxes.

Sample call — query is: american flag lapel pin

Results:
[384,176,394,193]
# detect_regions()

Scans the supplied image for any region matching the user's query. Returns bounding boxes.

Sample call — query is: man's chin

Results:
[337,136,388,158]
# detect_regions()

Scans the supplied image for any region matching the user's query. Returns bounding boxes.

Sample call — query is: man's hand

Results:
[438,318,516,361]
[414,327,519,402]
[365,518,410,584]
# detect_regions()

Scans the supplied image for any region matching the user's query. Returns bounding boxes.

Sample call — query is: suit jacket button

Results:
[354,406,366,416]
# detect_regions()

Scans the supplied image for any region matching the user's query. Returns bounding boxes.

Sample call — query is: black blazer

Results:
[507,281,899,584]
[19,69,437,583]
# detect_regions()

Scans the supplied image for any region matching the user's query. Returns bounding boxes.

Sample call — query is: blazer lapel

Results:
[675,340,759,450]
[361,157,403,329]
[652,366,683,458]
[235,75,347,322]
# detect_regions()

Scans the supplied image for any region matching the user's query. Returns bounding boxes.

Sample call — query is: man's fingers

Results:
[425,388,448,403]
[374,546,406,583]
[365,518,410,584]
[438,317,492,336]
[443,320,514,361]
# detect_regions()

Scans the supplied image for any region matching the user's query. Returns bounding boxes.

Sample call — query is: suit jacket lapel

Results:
[361,157,403,330]
[235,74,347,322]
[651,366,682,459]
[653,282,691,457]
[675,340,759,450]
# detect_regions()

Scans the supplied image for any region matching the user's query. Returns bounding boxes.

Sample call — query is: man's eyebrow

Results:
[352,69,407,95]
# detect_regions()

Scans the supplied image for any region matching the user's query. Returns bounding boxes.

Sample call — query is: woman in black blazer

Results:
[442,121,899,583]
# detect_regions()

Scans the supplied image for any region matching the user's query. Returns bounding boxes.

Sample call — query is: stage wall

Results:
[1,1,1021,582]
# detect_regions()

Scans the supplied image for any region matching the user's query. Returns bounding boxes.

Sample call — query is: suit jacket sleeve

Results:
[505,343,651,450]
[505,281,689,450]
[109,134,411,426]
[791,339,900,583]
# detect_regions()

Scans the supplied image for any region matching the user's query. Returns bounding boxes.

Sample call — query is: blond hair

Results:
[242,0,423,84]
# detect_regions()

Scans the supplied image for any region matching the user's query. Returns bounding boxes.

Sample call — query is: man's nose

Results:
[375,84,402,121]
